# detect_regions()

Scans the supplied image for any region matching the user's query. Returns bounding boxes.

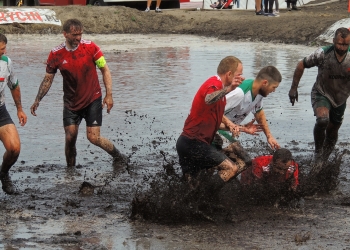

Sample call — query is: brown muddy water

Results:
[1,34,350,249]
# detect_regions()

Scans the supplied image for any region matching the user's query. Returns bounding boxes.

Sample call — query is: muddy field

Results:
[0,0,350,249]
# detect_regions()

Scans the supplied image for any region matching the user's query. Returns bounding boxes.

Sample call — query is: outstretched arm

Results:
[289,60,305,106]
[99,64,113,114]
[30,73,55,116]
[221,115,241,137]
[10,85,27,126]
[254,110,280,150]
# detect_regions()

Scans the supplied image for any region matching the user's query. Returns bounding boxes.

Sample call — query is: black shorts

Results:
[311,90,346,124]
[176,135,227,176]
[63,97,102,127]
[0,104,14,127]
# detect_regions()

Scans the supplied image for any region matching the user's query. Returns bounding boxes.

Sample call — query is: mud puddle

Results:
[1,34,350,249]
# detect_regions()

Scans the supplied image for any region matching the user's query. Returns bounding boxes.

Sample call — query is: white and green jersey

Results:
[0,55,18,107]
[224,79,263,124]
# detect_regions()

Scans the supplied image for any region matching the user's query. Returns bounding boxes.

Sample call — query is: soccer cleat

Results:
[113,153,129,167]
[155,7,162,13]
[145,7,150,12]
[0,172,18,195]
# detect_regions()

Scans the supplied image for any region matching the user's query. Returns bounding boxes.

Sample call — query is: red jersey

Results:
[181,75,226,144]
[46,39,103,111]
[240,155,299,189]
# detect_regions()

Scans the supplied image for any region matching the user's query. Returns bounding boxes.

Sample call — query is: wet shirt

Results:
[224,79,263,124]
[46,40,103,111]
[240,155,299,189]
[0,55,18,107]
[304,45,350,107]
[181,75,226,144]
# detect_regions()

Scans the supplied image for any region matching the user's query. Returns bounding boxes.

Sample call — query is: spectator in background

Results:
[286,0,299,10]
[255,0,264,15]
[264,0,278,17]
[145,0,162,12]
[235,0,240,8]
[274,0,279,13]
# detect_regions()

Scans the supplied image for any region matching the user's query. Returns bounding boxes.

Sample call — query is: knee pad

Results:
[315,117,329,128]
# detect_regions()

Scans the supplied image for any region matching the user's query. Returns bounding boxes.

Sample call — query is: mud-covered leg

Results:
[223,141,252,174]
[0,124,21,195]
[86,126,128,167]
[322,122,341,162]
[310,108,329,177]
[64,125,79,167]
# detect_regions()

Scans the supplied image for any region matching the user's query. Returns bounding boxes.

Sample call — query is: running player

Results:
[288,27,350,176]
[0,33,27,195]
[216,66,282,169]
[176,56,255,188]
[30,19,127,168]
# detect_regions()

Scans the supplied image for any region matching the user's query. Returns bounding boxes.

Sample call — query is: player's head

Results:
[271,148,293,175]
[63,19,83,49]
[333,27,350,57]
[0,34,7,57]
[256,66,282,97]
[217,56,244,88]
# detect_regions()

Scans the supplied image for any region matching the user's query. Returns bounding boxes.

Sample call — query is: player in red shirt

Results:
[176,56,252,187]
[240,148,299,191]
[30,19,127,168]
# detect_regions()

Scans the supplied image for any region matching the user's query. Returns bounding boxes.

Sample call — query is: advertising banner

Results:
[0,8,61,25]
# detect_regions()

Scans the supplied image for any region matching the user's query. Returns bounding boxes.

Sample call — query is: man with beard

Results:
[289,27,350,177]
[213,66,282,171]
[30,19,127,168]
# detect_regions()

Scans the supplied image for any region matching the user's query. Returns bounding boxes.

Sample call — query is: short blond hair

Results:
[217,56,242,75]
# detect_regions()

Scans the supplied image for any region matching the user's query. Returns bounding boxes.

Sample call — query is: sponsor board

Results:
[0,8,61,25]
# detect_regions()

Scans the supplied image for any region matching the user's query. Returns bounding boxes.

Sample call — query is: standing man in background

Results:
[255,0,264,15]
[30,19,127,168]
[0,33,27,195]
[145,0,162,12]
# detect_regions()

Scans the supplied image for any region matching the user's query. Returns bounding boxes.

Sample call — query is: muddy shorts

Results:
[0,104,14,127]
[311,90,346,124]
[63,97,102,127]
[176,135,227,176]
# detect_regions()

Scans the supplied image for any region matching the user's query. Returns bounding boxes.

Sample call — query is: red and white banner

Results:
[0,8,61,25]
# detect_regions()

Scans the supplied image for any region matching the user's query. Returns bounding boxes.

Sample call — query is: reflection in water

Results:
[0,34,349,249]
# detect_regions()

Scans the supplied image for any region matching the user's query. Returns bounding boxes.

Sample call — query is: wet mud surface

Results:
[1,35,350,249]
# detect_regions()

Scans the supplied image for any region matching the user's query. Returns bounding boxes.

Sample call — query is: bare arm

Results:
[220,115,241,137]
[30,73,55,116]
[99,64,113,114]
[254,110,280,150]
[289,60,305,106]
[10,85,27,126]
[205,86,229,105]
